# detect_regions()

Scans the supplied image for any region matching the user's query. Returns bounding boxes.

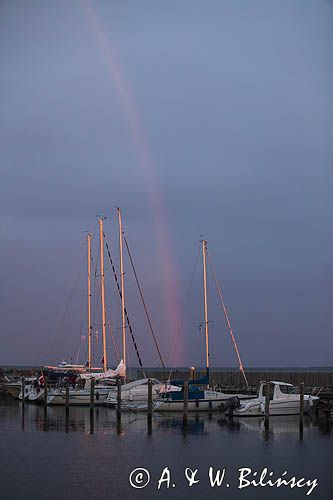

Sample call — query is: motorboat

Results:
[230,381,319,416]
[18,377,39,400]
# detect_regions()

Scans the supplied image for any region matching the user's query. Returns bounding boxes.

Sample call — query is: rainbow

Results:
[81,1,183,366]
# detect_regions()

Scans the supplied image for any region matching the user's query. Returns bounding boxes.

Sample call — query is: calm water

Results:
[0,401,332,500]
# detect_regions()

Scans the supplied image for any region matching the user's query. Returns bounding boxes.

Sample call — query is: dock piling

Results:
[21,377,25,405]
[65,379,70,410]
[43,376,48,408]
[90,378,95,408]
[264,381,270,428]
[189,366,196,380]
[116,378,122,422]
[183,380,189,424]
[299,381,304,434]
[147,379,153,434]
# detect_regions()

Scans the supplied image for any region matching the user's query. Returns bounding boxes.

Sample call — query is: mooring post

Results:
[148,378,153,413]
[189,366,196,381]
[65,379,70,410]
[264,381,270,428]
[43,376,48,408]
[90,378,95,408]
[299,381,304,432]
[117,378,122,421]
[147,379,153,435]
[21,376,25,405]
[183,380,189,424]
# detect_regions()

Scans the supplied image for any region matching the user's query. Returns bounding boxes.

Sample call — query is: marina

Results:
[1,1,332,499]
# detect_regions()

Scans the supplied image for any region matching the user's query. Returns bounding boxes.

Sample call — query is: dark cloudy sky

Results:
[1,0,332,368]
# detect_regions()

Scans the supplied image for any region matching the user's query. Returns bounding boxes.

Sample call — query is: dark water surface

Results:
[0,401,332,500]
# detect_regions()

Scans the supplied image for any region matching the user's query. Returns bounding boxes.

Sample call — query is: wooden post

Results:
[43,376,48,408]
[21,376,25,431]
[183,380,189,424]
[264,381,270,428]
[65,379,70,410]
[116,378,122,421]
[147,378,153,435]
[21,377,25,405]
[148,379,153,417]
[299,381,304,433]
[90,378,95,408]
[189,367,195,380]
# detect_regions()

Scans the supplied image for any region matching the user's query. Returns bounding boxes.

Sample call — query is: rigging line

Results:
[123,233,165,371]
[166,242,201,366]
[103,232,144,370]
[207,251,249,388]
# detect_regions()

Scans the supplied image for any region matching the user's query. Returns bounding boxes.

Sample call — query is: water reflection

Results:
[0,401,332,439]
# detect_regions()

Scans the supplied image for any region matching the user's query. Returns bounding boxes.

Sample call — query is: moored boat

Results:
[156,239,251,412]
[156,385,254,412]
[105,378,181,407]
[229,381,319,417]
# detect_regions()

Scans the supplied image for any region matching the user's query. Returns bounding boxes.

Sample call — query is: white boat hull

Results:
[47,388,109,406]
[233,395,318,417]
[156,392,254,412]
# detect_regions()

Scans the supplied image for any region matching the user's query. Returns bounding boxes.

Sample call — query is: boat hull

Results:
[233,397,317,417]
[2,383,21,399]
[156,398,225,412]
[47,389,109,406]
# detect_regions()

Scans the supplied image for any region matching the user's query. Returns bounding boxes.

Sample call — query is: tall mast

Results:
[202,239,210,376]
[87,232,92,370]
[99,218,107,372]
[117,207,126,370]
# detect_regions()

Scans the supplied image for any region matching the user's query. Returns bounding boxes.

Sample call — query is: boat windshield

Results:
[279,385,299,394]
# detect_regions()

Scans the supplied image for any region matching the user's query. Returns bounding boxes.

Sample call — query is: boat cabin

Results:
[258,381,299,401]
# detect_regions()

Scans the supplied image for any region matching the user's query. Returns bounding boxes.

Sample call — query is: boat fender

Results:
[95,391,100,401]
[196,398,199,408]
[209,400,212,410]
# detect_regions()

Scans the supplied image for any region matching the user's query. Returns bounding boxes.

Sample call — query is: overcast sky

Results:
[1,0,332,368]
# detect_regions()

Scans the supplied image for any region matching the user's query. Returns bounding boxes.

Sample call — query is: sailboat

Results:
[27,218,126,405]
[104,207,178,409]
[156,239,253,412]
[45,362,125,405]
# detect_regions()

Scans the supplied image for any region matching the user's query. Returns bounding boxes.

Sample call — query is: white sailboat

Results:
[105,378,181,407]
[156,239,252,412]
[45,362,125,405]
[40,219,126,406]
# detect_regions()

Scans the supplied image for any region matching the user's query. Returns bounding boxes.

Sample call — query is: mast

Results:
[202,239,210,377]
[99,218,107,372]
[87,232,92,370]
[117,207,126,371]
